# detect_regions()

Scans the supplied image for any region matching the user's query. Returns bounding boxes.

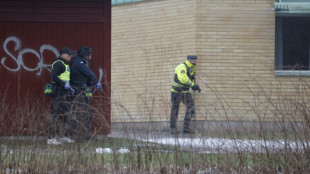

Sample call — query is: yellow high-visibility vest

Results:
[52,60,70,83]
[171,60,196,93]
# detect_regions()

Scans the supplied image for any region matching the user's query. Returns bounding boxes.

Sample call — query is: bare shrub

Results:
[1,75,310,173]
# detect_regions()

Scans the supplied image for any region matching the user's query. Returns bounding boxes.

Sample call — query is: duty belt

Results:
[172,85,189,92]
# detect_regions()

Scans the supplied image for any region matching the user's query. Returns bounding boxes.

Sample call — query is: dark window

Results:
[275,17,310,71]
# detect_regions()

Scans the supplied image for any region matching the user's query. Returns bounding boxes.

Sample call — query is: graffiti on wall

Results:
[1,36,58,76]
[1,36,103,81]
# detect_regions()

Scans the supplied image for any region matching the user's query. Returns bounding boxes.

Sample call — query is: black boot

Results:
[183,119,195,134]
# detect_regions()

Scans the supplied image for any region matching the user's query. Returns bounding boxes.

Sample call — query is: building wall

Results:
[112,0,196,122]
[0,0,111,135]
[196,0,276,121]
[112,0,310,124]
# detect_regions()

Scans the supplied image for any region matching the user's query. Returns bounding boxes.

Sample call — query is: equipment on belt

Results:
[85,87,93,97]
[44,83,56,96]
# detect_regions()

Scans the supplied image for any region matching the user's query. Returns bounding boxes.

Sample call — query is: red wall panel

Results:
[0,21,111,135]
[0,0,107,22]
[0,0,111,137]
[0,0,111,136]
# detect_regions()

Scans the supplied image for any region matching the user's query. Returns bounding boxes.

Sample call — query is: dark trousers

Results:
[170,92,195,130]
[71,87,93,138]
[49,87,71,138]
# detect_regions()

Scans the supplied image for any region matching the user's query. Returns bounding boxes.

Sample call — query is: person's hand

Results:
[70,88,75,95]
[192,84,201,93]
[96,82,102,89]
[64,83,71,90]
[64,83,75,94]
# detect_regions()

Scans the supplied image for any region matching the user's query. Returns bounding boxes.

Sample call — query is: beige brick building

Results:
[111,0,310,129]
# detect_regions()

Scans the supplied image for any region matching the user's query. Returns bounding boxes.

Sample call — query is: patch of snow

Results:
[95,148,131,154]
[108,131,309,153]
[144,137,306,153]
[96,148,113,154]
[117,148,130,153]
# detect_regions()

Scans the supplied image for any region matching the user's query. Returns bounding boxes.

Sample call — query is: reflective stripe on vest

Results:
[52,60,70,83]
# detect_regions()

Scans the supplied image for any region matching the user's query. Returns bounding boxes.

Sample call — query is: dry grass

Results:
[1,78,310,173]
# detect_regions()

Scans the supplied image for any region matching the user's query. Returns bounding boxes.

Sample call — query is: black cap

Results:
[78,46,93,58]
[60,47,73,56]
[187,55,197,60]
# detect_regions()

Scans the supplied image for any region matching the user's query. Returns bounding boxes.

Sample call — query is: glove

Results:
[64,83,71,90]
[64,83,75,95]
[70,88,75,95]
[192,84,201,93]
[95,82,102,89]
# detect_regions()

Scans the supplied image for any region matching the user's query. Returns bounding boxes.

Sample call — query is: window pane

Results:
[282,17,310,70]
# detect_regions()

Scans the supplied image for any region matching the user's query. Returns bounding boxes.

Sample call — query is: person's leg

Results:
[73,87,87,140]
[70,86,81,139]
[183,93,195,133]
[170,92,181,133]
[59,93,75,143]
[60,91,70,137]
[49,89,61,138]
[48,88,62,144]
[85,97,93,138]
[49,108,59,138]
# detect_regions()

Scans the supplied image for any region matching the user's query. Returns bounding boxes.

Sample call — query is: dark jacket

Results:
[50,57,68,87]
[70,56,98,87]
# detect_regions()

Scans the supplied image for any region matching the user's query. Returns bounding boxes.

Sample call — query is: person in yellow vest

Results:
[47,47,75,145]
[170,55,201,134]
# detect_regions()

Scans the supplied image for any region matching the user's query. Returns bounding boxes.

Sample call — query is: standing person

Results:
[170,55,201,134]
[70,46,102,140]
[48,47,75,145]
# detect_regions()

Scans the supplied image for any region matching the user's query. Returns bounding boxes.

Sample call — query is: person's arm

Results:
[50,61,66,86]
[76,61,98,85]
[175,64,194,87]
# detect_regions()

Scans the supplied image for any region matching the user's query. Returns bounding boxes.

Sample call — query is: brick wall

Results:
[196,0,277,121]
[112,0,310,124]
[112,0,196,122]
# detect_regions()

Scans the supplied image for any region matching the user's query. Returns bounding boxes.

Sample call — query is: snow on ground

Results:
[96,148,113,154]
[95,148,131,154]
[107,130,308,153]
[144,137,304,153]
[96,147,130,153]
